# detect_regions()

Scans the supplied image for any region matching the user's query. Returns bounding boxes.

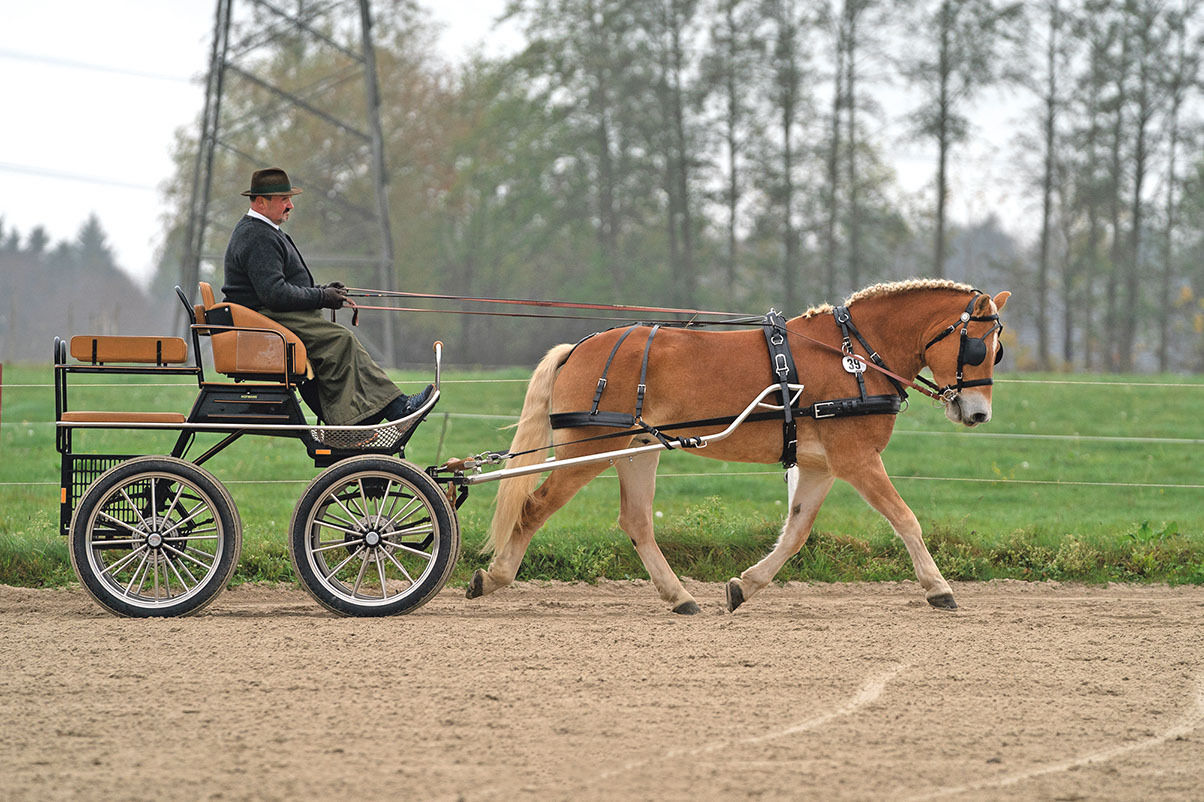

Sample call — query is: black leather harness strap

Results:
[590,324,639,415]
[551,325,703,451]
[761,310,799,468]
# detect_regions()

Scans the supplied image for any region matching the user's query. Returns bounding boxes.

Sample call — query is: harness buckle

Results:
[774,353,790,378]
[813,401,837,419]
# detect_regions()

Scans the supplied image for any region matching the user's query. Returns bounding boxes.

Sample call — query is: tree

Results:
[900,0,1027,277]
[1031,0,1072,369]
[643,0,704,308]
[759,0,815,314]
[1154,0,1201,370]
[700,0,763,299]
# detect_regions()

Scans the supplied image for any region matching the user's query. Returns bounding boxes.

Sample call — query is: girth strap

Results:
[762,310,799,469]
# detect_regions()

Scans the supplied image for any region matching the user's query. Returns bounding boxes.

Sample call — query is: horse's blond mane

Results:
[798,278,976,318]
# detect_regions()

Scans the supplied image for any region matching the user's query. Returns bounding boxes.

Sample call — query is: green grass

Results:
[3,362,1204,588]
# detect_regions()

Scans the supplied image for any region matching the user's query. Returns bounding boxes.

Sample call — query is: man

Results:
[222,167,430,425]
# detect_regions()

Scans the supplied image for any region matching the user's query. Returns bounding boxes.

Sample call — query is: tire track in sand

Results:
[906,672,1204,800]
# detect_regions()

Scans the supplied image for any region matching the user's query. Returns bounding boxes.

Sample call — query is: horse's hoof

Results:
[672,600,701,615]
[725,580,745,613]
[465,570,486,599]
[927,592,958,610]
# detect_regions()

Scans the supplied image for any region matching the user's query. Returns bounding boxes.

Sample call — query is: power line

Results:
[0,48,193,83]
[0,162,157,192]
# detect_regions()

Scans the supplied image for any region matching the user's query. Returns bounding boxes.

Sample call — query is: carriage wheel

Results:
[288,456,459,617]
[69,456,242,618]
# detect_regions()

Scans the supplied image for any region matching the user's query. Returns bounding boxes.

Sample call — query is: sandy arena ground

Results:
[2,579,1202,800]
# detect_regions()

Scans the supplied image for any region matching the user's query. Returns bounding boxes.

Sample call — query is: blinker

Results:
[958,332,1004,367]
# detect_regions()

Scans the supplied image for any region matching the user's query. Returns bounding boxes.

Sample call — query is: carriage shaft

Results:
[458,383,803,486]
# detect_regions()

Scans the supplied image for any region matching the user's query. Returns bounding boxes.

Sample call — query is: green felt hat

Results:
[241,167,303,197]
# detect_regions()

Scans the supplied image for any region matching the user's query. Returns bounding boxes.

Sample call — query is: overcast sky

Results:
[0,0,516,285]
[0,1,1021,287]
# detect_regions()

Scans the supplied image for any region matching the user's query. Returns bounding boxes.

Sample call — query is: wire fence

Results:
[2,373,1202,491]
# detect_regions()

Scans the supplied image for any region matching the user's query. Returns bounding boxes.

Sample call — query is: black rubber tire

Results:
[288,456,459,616]
[68,456,242,618]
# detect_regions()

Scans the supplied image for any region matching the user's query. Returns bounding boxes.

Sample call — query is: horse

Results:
[465,279,1010,613]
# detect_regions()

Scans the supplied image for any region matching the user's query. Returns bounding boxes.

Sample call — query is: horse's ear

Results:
[992,291,1010,311]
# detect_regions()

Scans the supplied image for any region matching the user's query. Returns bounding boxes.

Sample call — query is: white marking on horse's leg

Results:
[843,454,952,601]
[731,465,833,607]
[907,673,1204,800]
[615,452,696,610]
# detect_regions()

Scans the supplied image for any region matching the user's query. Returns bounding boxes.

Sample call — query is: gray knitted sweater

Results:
[222,215,325,311]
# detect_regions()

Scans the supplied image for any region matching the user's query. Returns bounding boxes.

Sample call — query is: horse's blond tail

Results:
[484,342,575,555]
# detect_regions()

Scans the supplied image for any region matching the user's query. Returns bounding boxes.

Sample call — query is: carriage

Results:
[55,280,1008,618]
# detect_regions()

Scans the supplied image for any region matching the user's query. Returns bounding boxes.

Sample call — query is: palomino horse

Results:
[466,279,1010,613]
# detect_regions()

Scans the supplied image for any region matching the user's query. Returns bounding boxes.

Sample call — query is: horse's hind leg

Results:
[472,463,606,597]
[726,463,834,612]
[614,451,700,614]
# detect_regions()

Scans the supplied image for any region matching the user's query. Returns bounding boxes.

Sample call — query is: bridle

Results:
[917,293,1004,401]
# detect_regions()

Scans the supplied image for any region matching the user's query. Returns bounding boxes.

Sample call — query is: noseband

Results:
[919,294,1004,401]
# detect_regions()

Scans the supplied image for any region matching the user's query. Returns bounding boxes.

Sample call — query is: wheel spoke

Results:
[156,501,210,540]
[162,542,215,572]
[100,544,147,578]
[165,547,199,588]
[116,488,150,529]
[159,483,187,527]
[312,516,366,539]
[97,510,145,537]
[321,544,365,581]
[381,547,415,583]
[350,548,371,597]
[125,550,151,597]
[163,552,191,594]
[388,541,435,561]
[375,554,389,599]
[380,496,423,532]
[312,537,362,554]
[153,556,164,599]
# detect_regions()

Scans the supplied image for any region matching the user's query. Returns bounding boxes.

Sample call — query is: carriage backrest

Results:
[194,281,308,381]
[69,335,189,366]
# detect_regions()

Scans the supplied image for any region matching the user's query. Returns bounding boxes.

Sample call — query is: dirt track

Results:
[2,579,1202,800]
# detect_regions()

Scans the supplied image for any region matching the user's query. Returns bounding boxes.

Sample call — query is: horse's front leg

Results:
[726,461,834,612]
[838,452,957,610]
[614,451,699,614]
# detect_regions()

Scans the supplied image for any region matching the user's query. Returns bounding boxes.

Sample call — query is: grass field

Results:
[2,359,1203,588]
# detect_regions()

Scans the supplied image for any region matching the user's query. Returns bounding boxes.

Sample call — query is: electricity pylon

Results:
[180,0,397,364]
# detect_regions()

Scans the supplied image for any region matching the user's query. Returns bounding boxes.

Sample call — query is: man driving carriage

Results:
[222,167,431,425]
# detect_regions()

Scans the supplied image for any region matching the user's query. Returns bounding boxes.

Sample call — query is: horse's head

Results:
[923,290,1010,427]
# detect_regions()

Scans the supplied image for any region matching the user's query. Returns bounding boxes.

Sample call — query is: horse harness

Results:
[546,293,1001,470]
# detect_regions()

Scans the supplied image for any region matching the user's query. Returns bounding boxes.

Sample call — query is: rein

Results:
[343,286,997,404]
[344,287,747,322]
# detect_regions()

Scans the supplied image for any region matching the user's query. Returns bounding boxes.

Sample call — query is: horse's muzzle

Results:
[946,393,992,427]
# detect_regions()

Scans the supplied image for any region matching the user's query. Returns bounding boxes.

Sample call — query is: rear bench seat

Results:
[58,335,191,424]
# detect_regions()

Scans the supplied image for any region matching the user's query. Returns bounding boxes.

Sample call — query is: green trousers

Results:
[262,308,401,425]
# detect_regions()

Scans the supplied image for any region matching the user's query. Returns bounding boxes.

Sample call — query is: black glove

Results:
[319,285,347,309]
[326,280,346,291]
